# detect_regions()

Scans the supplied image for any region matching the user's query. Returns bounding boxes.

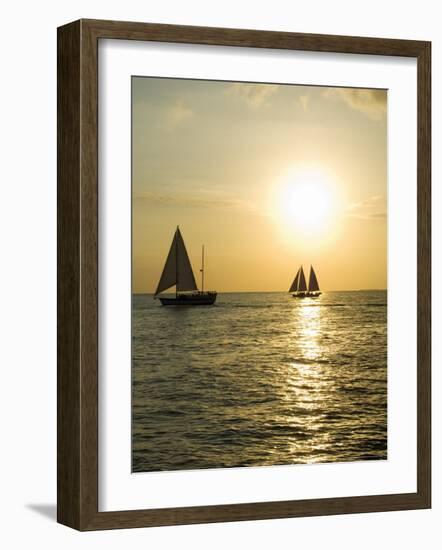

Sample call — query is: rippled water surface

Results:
[132,291,387,472]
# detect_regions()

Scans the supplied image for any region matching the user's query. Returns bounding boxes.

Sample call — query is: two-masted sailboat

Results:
[289,265,321,298]
[154,226,217,306]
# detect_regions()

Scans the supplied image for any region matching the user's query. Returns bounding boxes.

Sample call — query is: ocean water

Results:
[132,291,387,472]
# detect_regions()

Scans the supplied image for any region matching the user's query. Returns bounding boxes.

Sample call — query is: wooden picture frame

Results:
[57,18,431,531]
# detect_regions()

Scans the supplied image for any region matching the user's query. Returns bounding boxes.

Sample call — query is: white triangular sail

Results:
[154,227,198,295]
[289,268,300,293]
[308,266,320,292]
[298,266,307,292]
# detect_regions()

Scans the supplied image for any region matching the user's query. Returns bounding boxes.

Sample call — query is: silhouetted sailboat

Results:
[154,226,217,306]
[289,265,321,298]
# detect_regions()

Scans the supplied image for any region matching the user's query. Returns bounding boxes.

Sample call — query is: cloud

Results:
[347,194,387,220]
[323,88,387,120]
[134,191,254,211]
[166,100,194,128]
[298,95,309,112]
[226,83,279,108]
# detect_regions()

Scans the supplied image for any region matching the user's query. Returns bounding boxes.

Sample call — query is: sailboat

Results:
[289,265,321,298]
[154,226,217,306]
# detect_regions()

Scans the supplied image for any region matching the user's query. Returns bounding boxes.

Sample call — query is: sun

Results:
[274,167,337,238]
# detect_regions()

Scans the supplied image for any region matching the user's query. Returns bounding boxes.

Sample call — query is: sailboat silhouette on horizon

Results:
[289,265,321,298]
[154,226,217,306]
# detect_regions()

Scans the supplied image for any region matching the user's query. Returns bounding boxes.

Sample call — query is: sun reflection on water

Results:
[282,299,338,462]
[296,300,322,362]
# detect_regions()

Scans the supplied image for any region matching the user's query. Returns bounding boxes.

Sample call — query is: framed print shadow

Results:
[57,19,431,530]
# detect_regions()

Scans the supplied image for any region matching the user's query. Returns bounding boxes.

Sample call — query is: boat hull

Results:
[159,292,217,306]
[292,292,321,298]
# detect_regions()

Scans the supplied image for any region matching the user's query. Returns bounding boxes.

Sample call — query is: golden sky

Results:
[132,77,387,293]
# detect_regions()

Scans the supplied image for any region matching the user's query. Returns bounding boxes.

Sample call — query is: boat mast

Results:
[201,245,205,292]
[175,226,179,298]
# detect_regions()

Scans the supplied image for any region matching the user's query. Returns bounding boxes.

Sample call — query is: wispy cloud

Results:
[165,100,194,128]
[298,95,309,112]
[134,191,255,211]
[347,194,387,220]
[323,88,387,120]
[226,83,279,108]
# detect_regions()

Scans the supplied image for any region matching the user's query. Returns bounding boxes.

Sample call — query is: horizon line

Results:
[133,288,387,295]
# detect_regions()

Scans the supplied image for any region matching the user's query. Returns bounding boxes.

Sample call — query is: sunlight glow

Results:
[274,167,338,239]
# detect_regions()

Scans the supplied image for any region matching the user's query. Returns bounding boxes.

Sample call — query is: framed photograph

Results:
[57,19,431,530]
